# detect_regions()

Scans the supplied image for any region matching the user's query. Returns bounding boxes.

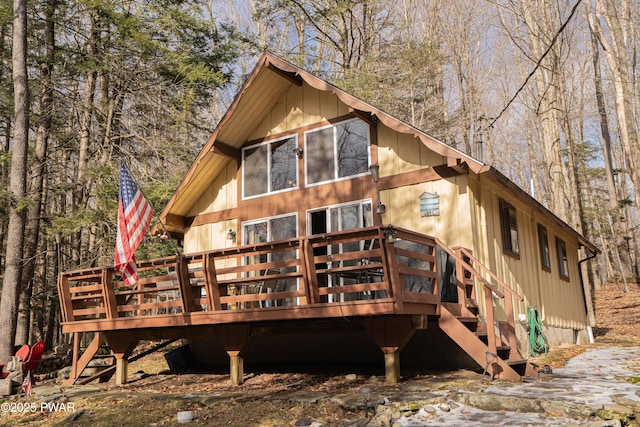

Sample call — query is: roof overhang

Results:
[158,52,485,236]
[157,52,598,257]
[478,166,599,254]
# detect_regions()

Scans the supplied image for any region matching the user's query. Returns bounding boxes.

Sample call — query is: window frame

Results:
[537,224,551,272]
[242,212,299,246]
[303,117,371,187]
[241,134,299,200]
[499,198,520,258]
[556,237,570,280]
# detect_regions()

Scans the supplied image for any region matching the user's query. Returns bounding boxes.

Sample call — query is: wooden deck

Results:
[58,225,536,385]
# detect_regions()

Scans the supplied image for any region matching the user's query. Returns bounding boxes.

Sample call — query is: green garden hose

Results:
[527,306,548,357]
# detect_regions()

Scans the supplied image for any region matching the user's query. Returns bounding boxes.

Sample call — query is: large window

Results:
[305,118,370,185]
[243,214,298,306]
[243,214,297,246]
[556,237,569,280]
[242,135,298,198]
[537,224,551,271]
[499,199,519,256]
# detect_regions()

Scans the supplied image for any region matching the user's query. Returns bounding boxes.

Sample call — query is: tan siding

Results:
[396,133,421,173]
[473,176,587,330]
[382,175,473,250]
[188,161,238,217]
[302,83,321,125]
[285,83,304,131]
[250,82,352,141]
[377,125,397,177]
[420,142,446,167]
[319,91,338,119]
[185,218,238,253]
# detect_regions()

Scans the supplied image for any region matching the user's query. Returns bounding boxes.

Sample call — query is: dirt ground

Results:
[3,283,640,426]
[592,281,640,345]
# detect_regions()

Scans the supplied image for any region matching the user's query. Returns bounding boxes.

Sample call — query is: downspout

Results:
[578,248,599,344]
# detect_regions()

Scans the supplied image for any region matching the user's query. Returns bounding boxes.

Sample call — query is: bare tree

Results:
[590,0,640,222]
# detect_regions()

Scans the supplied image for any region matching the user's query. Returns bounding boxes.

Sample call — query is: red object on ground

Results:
[23,341,45,374]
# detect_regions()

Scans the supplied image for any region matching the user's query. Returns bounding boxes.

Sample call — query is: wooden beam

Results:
[267,62,303,86]
[215,324,250,386]
[447,157,468,174]
[301,239,320,304]
[164,214,185,228]
[210,141,241,160]
[187,208,239,227]
[203,253,222,311]
[101,269,118,319]
[365,316,416,384]
[378,165,466,191]
[64,332,102,386]
[384,353,401,383]
[61,301,403,333]
[348,108,379,126]
[177,255,196,313]
[103,332,138,385]
[229,352,244,386]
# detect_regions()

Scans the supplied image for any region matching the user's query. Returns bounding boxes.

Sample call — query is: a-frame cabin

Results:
[58,52,598,386]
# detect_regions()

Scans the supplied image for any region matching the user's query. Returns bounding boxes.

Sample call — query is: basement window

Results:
[556,237,569,280]
[537,224,551,271]
[499,199,519,257]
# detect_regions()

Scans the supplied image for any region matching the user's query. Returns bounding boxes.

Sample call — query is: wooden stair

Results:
[435,244,538,381]
[439,306,533,380]
[65,333,178,385]
[64,333,116,385]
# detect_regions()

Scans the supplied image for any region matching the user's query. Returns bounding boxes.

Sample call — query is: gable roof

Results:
[158,52,597,254]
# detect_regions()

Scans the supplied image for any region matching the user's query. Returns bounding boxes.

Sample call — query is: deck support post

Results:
[383,349,401,383]
[104,332,138,386]
[215,325,250,386]
[364,316,416,384]
[114,357,128,385]
[228,351,244,386]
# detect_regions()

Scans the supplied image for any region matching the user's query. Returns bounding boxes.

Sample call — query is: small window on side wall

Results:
[556,237,569,280]
[537,224,551,271]
[499,199,519,256]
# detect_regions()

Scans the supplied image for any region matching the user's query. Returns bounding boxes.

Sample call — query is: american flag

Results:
[114,163,154,286]
[22,371,32,397]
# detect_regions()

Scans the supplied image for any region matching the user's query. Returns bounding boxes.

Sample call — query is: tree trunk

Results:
[0,0,30,360]
[592,0,640,220]
[588,20,630,280]
[15,0,56,345]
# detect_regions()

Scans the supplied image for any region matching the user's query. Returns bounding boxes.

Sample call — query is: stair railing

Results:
[454,247,524,360]
[434,240,499,354]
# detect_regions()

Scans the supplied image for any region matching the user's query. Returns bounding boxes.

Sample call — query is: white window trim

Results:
[306,199,374,235]
[241,134,299,200]
[241,212,299,244]
[303,118,371,188]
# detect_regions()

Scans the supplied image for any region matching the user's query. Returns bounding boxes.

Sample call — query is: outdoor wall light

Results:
[369,163,379,183]
[226,229,236,241]
[383,225,397,244]
[369,164,386,221]
[292,147,303,159]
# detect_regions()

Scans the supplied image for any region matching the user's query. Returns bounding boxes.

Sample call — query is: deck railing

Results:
[58,226,442,327]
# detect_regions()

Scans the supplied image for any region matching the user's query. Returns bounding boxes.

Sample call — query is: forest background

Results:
[0,0,638,361]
